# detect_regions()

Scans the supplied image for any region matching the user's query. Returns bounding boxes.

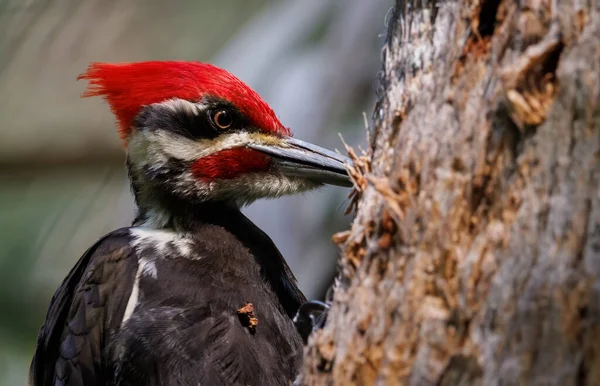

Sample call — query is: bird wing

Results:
[29,228,138,386]
[234,212,306,318]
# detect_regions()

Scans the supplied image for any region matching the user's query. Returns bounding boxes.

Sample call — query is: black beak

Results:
[247,137,353,187]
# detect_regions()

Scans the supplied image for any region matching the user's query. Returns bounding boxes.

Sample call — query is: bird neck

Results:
[132,189,244,232]
[125,158,306,318]
[126,156,240,231]
[131,187,307,319]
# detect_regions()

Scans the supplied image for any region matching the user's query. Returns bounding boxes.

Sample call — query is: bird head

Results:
[79,61,351,212]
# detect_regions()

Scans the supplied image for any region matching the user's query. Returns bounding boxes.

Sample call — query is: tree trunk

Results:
[301,0,600,384]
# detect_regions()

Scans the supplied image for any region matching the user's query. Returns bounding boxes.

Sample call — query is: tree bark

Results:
[302,0,600,384]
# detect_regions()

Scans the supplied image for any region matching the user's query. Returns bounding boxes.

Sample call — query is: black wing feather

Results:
[30,228,137,386]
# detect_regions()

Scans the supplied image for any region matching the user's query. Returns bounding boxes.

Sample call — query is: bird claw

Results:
[293,300,330,343]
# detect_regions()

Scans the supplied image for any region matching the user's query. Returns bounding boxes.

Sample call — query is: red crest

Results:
[78,61,290,143]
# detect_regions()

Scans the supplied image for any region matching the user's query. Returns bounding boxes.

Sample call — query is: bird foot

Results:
[293,300,330,343]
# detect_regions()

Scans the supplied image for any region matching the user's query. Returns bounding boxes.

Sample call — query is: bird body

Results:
[30,61,350,386]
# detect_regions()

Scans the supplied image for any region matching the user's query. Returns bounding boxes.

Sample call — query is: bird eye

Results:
[212,110,233,129]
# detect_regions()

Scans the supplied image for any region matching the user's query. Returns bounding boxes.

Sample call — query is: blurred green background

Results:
[0,0,389,383]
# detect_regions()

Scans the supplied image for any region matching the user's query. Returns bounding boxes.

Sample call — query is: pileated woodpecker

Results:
[30,61,351,386]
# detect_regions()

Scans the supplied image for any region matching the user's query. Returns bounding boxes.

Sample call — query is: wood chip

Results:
[237,303,258,333]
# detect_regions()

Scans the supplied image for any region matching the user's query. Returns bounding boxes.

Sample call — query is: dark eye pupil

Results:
[213,110,233,129]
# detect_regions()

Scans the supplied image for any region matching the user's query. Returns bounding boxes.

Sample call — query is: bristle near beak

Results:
[246,137,353,187]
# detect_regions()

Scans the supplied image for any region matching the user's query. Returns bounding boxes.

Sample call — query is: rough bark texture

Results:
[302,0,600,384]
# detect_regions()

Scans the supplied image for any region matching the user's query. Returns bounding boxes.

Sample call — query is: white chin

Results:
[192,173,320,206]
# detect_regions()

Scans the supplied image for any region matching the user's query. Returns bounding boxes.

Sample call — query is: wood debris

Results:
[237,303,258,333]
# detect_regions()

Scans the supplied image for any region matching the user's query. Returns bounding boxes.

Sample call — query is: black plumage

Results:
[31,204,306,386]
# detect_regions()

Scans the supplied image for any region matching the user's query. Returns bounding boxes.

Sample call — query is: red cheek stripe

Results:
[191,148,272,181]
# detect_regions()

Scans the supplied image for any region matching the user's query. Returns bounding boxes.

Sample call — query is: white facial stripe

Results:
[129,98,286,162]
[128,127,285,168]
[161,130,264,161]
